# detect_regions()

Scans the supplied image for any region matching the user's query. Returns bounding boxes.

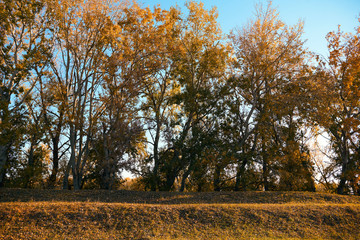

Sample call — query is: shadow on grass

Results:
[1,188,360,204]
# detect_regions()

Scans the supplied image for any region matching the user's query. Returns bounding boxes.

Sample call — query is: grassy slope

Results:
[1,189,360,240]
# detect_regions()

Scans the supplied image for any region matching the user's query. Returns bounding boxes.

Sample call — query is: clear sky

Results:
[139,0,360,57]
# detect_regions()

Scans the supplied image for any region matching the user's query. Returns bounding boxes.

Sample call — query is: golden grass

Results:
[1,189,360,239]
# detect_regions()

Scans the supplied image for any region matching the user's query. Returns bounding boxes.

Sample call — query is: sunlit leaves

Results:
[313,20,360,194]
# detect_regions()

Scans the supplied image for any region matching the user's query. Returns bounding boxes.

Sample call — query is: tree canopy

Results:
[1,0,359,194]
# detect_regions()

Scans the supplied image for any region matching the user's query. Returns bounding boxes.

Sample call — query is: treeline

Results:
[0,0,359,194]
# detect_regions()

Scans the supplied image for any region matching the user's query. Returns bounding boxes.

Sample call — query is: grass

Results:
[1,189,360,239]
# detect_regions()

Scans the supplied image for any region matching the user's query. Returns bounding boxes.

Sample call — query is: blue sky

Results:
[139,0,360,57]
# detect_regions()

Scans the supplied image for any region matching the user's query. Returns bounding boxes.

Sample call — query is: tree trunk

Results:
[0,97,10,187]
[62,159,72,190]
[151,159,159,191]
[63,158,71,190]
[73,171,81,190]
[197,183,202,192]
[24,140,35,188]
[180,153,197,192]
[0,145,9,187]
[214,164,221,191]
[101,131,111,190]
[263,159,269,191]
[337,160,348,195]
[180,167,191,192]
[101,166,111,189]
[337,178,346,194]
[164,170,177,191]
[69,125,82,191]
[262,146,269,191]
[163,149,181,191]
[0,169,5,187]
[235,156,247,191]
[151,119,161,191]
[235,173,241,191]
[48,137,60,188]
[260,135,270,191]
[337,142,349,195]
[164,113,194,191]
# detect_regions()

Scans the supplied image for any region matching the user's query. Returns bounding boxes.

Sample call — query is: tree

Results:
[128,4,182,191]
[38,73,68,188]
[46,0,123,190]
[311,22,360,194]
[136,1,228,191]
[0,0,51,186]
[158,1,228,191]
[229,1,312,191]
[89,3,153,188]
[20,90,48,188]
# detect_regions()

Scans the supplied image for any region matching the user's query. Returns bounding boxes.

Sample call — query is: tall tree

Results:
[47,0,123,190]
[160,1,228,191]
[130,4,182,191]
[311,22,360,194]
[229,2,312,191]
[38,73,68,188]
[136,1,228,191]
[0,0,51,186]
[89,2,158,189]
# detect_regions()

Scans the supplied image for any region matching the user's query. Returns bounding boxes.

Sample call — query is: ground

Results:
[1,189,360,239]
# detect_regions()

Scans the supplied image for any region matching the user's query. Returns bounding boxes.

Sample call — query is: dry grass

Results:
[1,189,360,239]
[2,188,360,204]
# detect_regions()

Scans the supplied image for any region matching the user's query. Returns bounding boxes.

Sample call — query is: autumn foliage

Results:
[0,0,359,195]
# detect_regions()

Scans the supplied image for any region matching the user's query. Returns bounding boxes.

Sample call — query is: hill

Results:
[1,189,360,239]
